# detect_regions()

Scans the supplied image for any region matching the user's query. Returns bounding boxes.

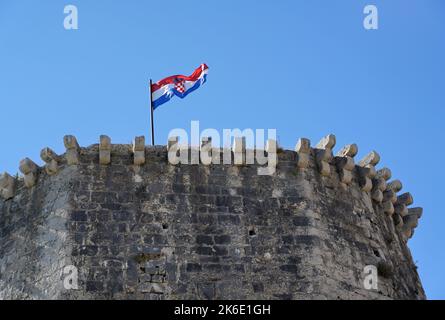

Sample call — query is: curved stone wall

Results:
[0,134,425,299]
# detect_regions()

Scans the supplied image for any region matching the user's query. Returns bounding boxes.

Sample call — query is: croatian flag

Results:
[151,64,209,109]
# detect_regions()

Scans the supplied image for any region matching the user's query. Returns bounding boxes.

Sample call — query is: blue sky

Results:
[0,0,444,299]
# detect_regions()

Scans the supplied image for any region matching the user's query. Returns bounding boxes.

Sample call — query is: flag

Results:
[151,64,209,109]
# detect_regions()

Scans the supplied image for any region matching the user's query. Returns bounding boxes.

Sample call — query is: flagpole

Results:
[149,79,155,146]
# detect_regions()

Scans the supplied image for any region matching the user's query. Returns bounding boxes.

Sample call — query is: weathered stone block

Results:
[335,149,356,185]
[315,134,336,150]
[371,177,386,203]
[99,135,111,165]
[295,138,311,169]
[376,167,392,181]
[0,172,16,200]
[336,144,358,158]
[315,134,336,176]
[397,192,413,206]
[133,136,146,166]
[383,189,397,204]
[359,151,380,181]
[40,147,59,175]
[19,158,39,188]
[64,135,80,165]
[387,180,403,193]
[167,136,179,151]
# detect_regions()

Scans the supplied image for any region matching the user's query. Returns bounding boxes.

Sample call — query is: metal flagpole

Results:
[149,79,155,146]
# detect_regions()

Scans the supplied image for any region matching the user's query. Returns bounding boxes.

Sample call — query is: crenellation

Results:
[295,138,311,169]
[19,158,39,188]
[375,176,387,191]
[0,172,16,200]
[359,151,380,178]
[314,134,336,176]
[377,167,394,214]
[168,136,179,151]
[397,192,414,206]
[389,179,407,224]
[383,189,397,203]
[167,136,181,166]
[383,188,397,216]
[355,151,379,194]
[0,133,425,300]
[133,136,146,166]
[64,135,80,165]
[376,167,392,181]
[371,167,387,203]
[335,144,358,158]
[387,180,403,193]
[371,176,386,203]
[315,133,336,150]
[402,207,423,238]
[334,144,358,185]
[407,207,423,219]
[99,135,111,165]
[386,183,411,227]
[40,147,60,175]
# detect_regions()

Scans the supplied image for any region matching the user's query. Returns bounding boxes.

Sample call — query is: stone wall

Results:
[0,135,425,299]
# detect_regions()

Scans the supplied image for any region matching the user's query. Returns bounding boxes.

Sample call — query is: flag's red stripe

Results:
[151,64,208,92]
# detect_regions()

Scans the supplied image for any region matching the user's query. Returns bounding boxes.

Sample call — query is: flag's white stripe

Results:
[152,84,175,101]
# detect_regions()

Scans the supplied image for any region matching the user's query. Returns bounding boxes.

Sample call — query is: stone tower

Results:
[0,134,425,299]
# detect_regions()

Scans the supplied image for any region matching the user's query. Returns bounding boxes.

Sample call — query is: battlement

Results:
[0,133,425,300]
[0,133,423,242]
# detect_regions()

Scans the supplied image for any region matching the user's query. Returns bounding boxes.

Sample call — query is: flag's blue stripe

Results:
[152,93,172,109]
[152,74,207,110]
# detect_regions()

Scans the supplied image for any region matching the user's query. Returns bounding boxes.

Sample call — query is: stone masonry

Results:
[0,134,425,299]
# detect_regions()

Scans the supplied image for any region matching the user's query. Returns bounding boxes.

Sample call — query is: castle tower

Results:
[0,134,425,299]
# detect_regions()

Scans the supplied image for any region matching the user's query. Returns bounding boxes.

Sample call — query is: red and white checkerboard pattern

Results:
[175,80,186,93]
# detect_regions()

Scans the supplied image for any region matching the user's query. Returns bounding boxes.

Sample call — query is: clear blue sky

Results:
[0,0,444,299]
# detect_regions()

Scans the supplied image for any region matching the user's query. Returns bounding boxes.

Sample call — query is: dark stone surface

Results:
[0,146,425,300]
